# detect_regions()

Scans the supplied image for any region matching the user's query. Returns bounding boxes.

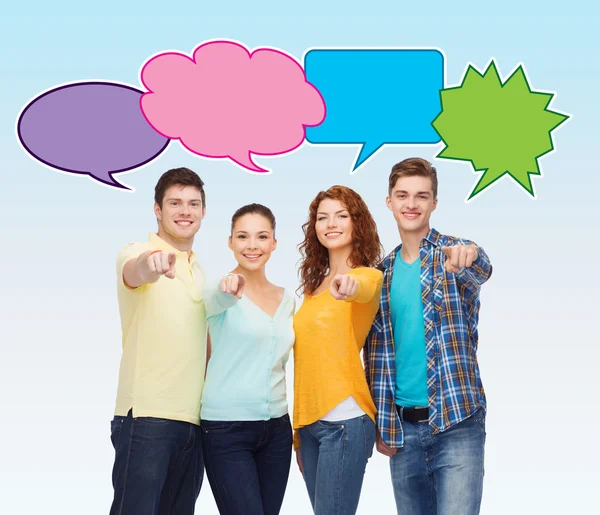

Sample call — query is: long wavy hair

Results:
[298,185,383,296]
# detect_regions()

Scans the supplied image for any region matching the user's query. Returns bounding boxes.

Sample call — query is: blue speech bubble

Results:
[304,48,445,172]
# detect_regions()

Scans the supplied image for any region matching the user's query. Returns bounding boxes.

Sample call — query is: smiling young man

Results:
[109,167,208,515]
[365,158,493,515]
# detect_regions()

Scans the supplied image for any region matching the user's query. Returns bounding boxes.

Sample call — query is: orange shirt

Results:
[292,267,383,447]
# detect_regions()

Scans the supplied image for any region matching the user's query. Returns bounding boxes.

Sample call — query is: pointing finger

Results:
[449,247,459,269]
[337,275,348,295]
[348,277,358,297]
[235,274,246,298]
[148,254,158,275]
[228,275,239,295]
[153,253,165,275]
[457,247,467,269]
[465,247,476,267]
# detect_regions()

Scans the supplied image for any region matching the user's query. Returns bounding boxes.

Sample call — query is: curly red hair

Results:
[298,185,383,296]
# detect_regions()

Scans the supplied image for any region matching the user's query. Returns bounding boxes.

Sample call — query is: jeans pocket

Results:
[471,408,485,424]
[110,417,125,450]
[316,419,345,430]
[361,416,376,459]
[200,420,240,434]
[136,416,171,425]
[279,413,292,430]
[468,409,487,443]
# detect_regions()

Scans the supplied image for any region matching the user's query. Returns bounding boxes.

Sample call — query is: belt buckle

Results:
[416,406,428,422]
[410,406,429,423]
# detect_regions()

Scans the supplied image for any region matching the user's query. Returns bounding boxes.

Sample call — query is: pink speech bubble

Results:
[139,40,326,173]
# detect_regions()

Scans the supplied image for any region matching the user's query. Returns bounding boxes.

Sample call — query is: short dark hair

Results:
[388,158,438,199]
[231,204,276,234]
[154,167,206,207]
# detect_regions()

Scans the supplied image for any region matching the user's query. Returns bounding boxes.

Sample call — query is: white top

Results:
[320,396,366,422]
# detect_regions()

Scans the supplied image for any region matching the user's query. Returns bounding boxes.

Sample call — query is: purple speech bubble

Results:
[17,81,170,189]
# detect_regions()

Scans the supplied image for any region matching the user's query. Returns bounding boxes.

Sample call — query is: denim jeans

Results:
[298,414,376,515]
[109,410,204,515]
[201,414,293,515]
[390,408,486,515]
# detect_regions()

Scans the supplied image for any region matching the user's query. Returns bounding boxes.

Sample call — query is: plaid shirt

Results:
[364,227,492,448]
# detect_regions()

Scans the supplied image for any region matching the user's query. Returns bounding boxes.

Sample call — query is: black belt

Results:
[396,405,429,423]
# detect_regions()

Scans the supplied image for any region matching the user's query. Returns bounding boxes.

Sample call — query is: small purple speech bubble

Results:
[17,81,170,189]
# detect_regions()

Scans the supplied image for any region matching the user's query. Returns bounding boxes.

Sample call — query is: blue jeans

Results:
[109,411,204,515]
[390,408,486,515]
[201,414,293,515]
[299,414,376,515]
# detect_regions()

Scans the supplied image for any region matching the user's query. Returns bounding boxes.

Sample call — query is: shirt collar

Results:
[380,227,441,271]
[422,227,442,247]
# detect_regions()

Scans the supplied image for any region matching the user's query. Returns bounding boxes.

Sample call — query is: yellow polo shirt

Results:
[114,233,207,425]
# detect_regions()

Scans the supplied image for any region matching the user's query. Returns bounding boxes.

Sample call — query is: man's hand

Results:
[147,251,177,279]
[376,429,397,457]
[330,274,358,300]
[138,251,177,284]
[441,245,478,274]
[123,250,177,289]
[220,273,245,299]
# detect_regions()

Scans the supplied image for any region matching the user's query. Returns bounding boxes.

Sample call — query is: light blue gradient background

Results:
[1,1,597,514]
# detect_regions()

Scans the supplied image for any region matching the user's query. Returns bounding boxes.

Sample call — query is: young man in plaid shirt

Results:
[365,158,493,514]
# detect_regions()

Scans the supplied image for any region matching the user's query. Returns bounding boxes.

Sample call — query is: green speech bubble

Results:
[432,60,569,201]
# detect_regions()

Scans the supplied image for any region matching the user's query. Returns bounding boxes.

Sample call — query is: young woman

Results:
[293,185,384,515]
[201,204,295,515]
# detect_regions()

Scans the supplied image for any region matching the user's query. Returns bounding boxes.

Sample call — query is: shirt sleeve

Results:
[116,242,151,292]
[203,278,240,317]
[344,267,384,304]
[451,241,493,290]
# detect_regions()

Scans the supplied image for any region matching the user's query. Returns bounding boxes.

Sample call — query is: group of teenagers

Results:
[109,157,493,515]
